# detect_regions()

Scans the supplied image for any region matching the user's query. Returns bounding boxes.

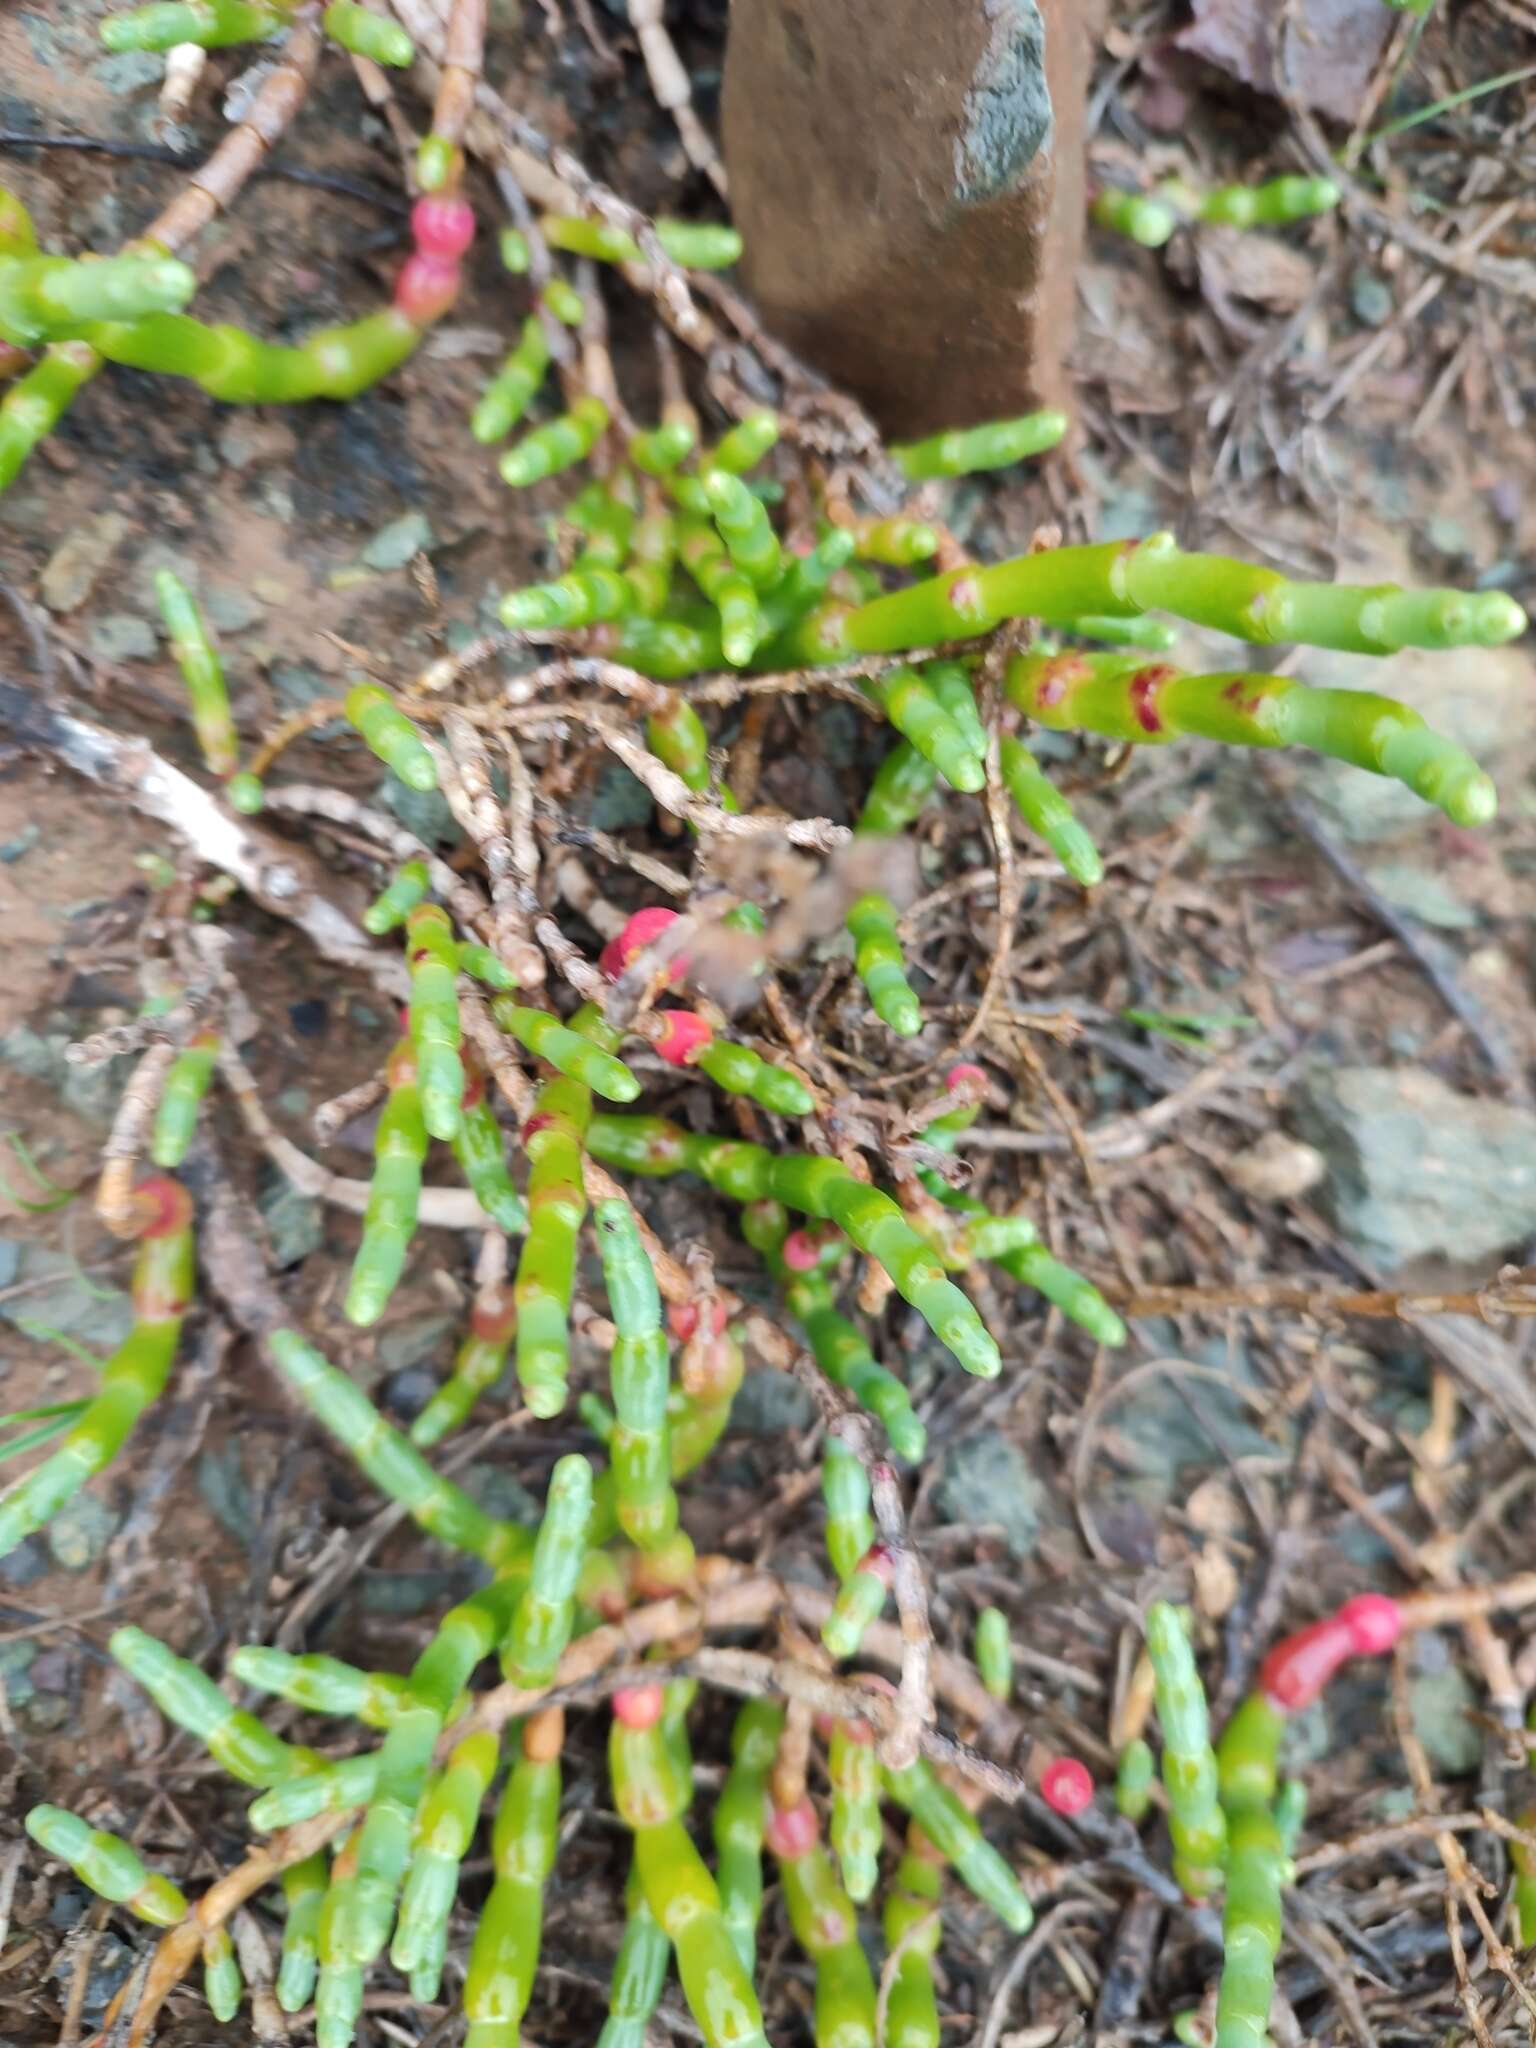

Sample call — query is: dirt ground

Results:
[2,0,1536,2043]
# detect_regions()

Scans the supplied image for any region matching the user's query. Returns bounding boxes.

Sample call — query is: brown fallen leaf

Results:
[1174,0,1393,125]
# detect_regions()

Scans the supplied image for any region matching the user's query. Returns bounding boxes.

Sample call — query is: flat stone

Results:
[722,0,1096,436]
[932,1433,1045,1559]
[41,513,128,614]
[1293,1064,1536,1268]
[46,1493,117,1570]
[1364,860,1478,931]
[257,1170,325,1270]
[361,511,434,572]
[86,612,156,664]
[732,1367,816,1435]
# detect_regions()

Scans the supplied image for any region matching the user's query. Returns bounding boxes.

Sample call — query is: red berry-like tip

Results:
[654,1009,712,1067]
[857,1543,895,1588]
[1040,1756,1094,1817]
[460,1072,485,1112]
[764,1798,819,1859]
[1338,1593,1403,1656]
[946,1062,987,1093]
[611,1683,665,1729]
[782,1229,821,1272]
[667,1298,728,1343]
[394,252,461,326]
[411,195,475,261]
[601,905,683,981]
[136,1174,194,1239]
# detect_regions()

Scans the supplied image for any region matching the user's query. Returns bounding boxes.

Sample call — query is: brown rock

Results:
[721,0,1096,439]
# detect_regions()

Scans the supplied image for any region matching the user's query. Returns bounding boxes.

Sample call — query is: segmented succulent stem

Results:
[1007,649,1498,828]
[110,1625,308,1787]
[628,416,698,474]
[540,214,742,269]
[862,665,986,792]
[513,1073,592,1417]
[155,569,239,780]
[0,1178,193,1561]
[472,317,551,444]
[797,532,1526,668]
[405,904,466,1141]
[278,1852,328,2012]
[410,1280,517,1447]
[100,0,281,49]
[828,1718,882,1903]
[1213,1693,1286,2048]
[451,1090,530,1234]
[998,736,1103,885]
[0,342,99,494]
[363,859,430,934]
[25,1807,189,1925]
[265,1326,531,1567]
[585,1114,999,1378]
[202,1924,242,2021]
[391,1728,499,1973]
[712,410,780,473]
[594,1198,680,1550]
[1145,1604,1227,1897]
[345,1040,427,1327]
[458,942,519,990]
[315,1831,365,2048]
[0,251,195,345]
[822,1545,893,1659]
[771,1802,879,2048]
[883,1756,1034,1932]
[892,409,1067,481]
[1114,1738,1155,1821]
[500,396,609,487]
[883,1833,943,2048]
[84,305,423,402]
[323,0,414,63]
[678,515,761,667]
[856,738,939,837]
[974,1608,1013,1701]
[821,1438,875,1583]
[713,1699,784,1973]
[230,1647,411,1727]
[344,683,437,793]
[598,1864,672,2048]
[704,469,782,586]
[611,1696,770,2048]
[493,1002,640,1101]
[463,1714,563,2048]
[501,1453,593,1685]
[846,892,922,1037]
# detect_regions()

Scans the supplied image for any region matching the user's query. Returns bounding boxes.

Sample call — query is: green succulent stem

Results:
[1007,648,1498,828]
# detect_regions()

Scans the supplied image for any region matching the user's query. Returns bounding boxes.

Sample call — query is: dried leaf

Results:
[1175,0,1393,125]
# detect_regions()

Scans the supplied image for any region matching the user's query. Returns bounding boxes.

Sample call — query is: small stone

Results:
[731,1367,816,1435]
[41,513,128,614]
[1293,1065,1536,1268]
[91,48,163,91]
[197,1444,258,1546]
[1407,1661,1481,1775]
[202,583,263,633]
[86,612,157,664]
[378,771,457,845]
[23,1691,70,1731]
[381,1366,442,1421]
[361,511,434,572]
[276,1085,311,1118]
[0,1640,38,1706]
[217,416,296,472]
[251,576,291,605]
[0,823,40,863]
[50,1928,134,2017]
[377,1311,461,1376]
[0,1240,133,1348]
[269,661,331,712]
[1364,860,1478,931]
[46,1493,118,1570]
[1225,1131,1327,1204]
[257,1171,324,1270]
[460,1464,540,1525]
[0,1535,48,1587]
[588,759,655,832]
[932,1433,1045,1560]
[1349,268,1394,326]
